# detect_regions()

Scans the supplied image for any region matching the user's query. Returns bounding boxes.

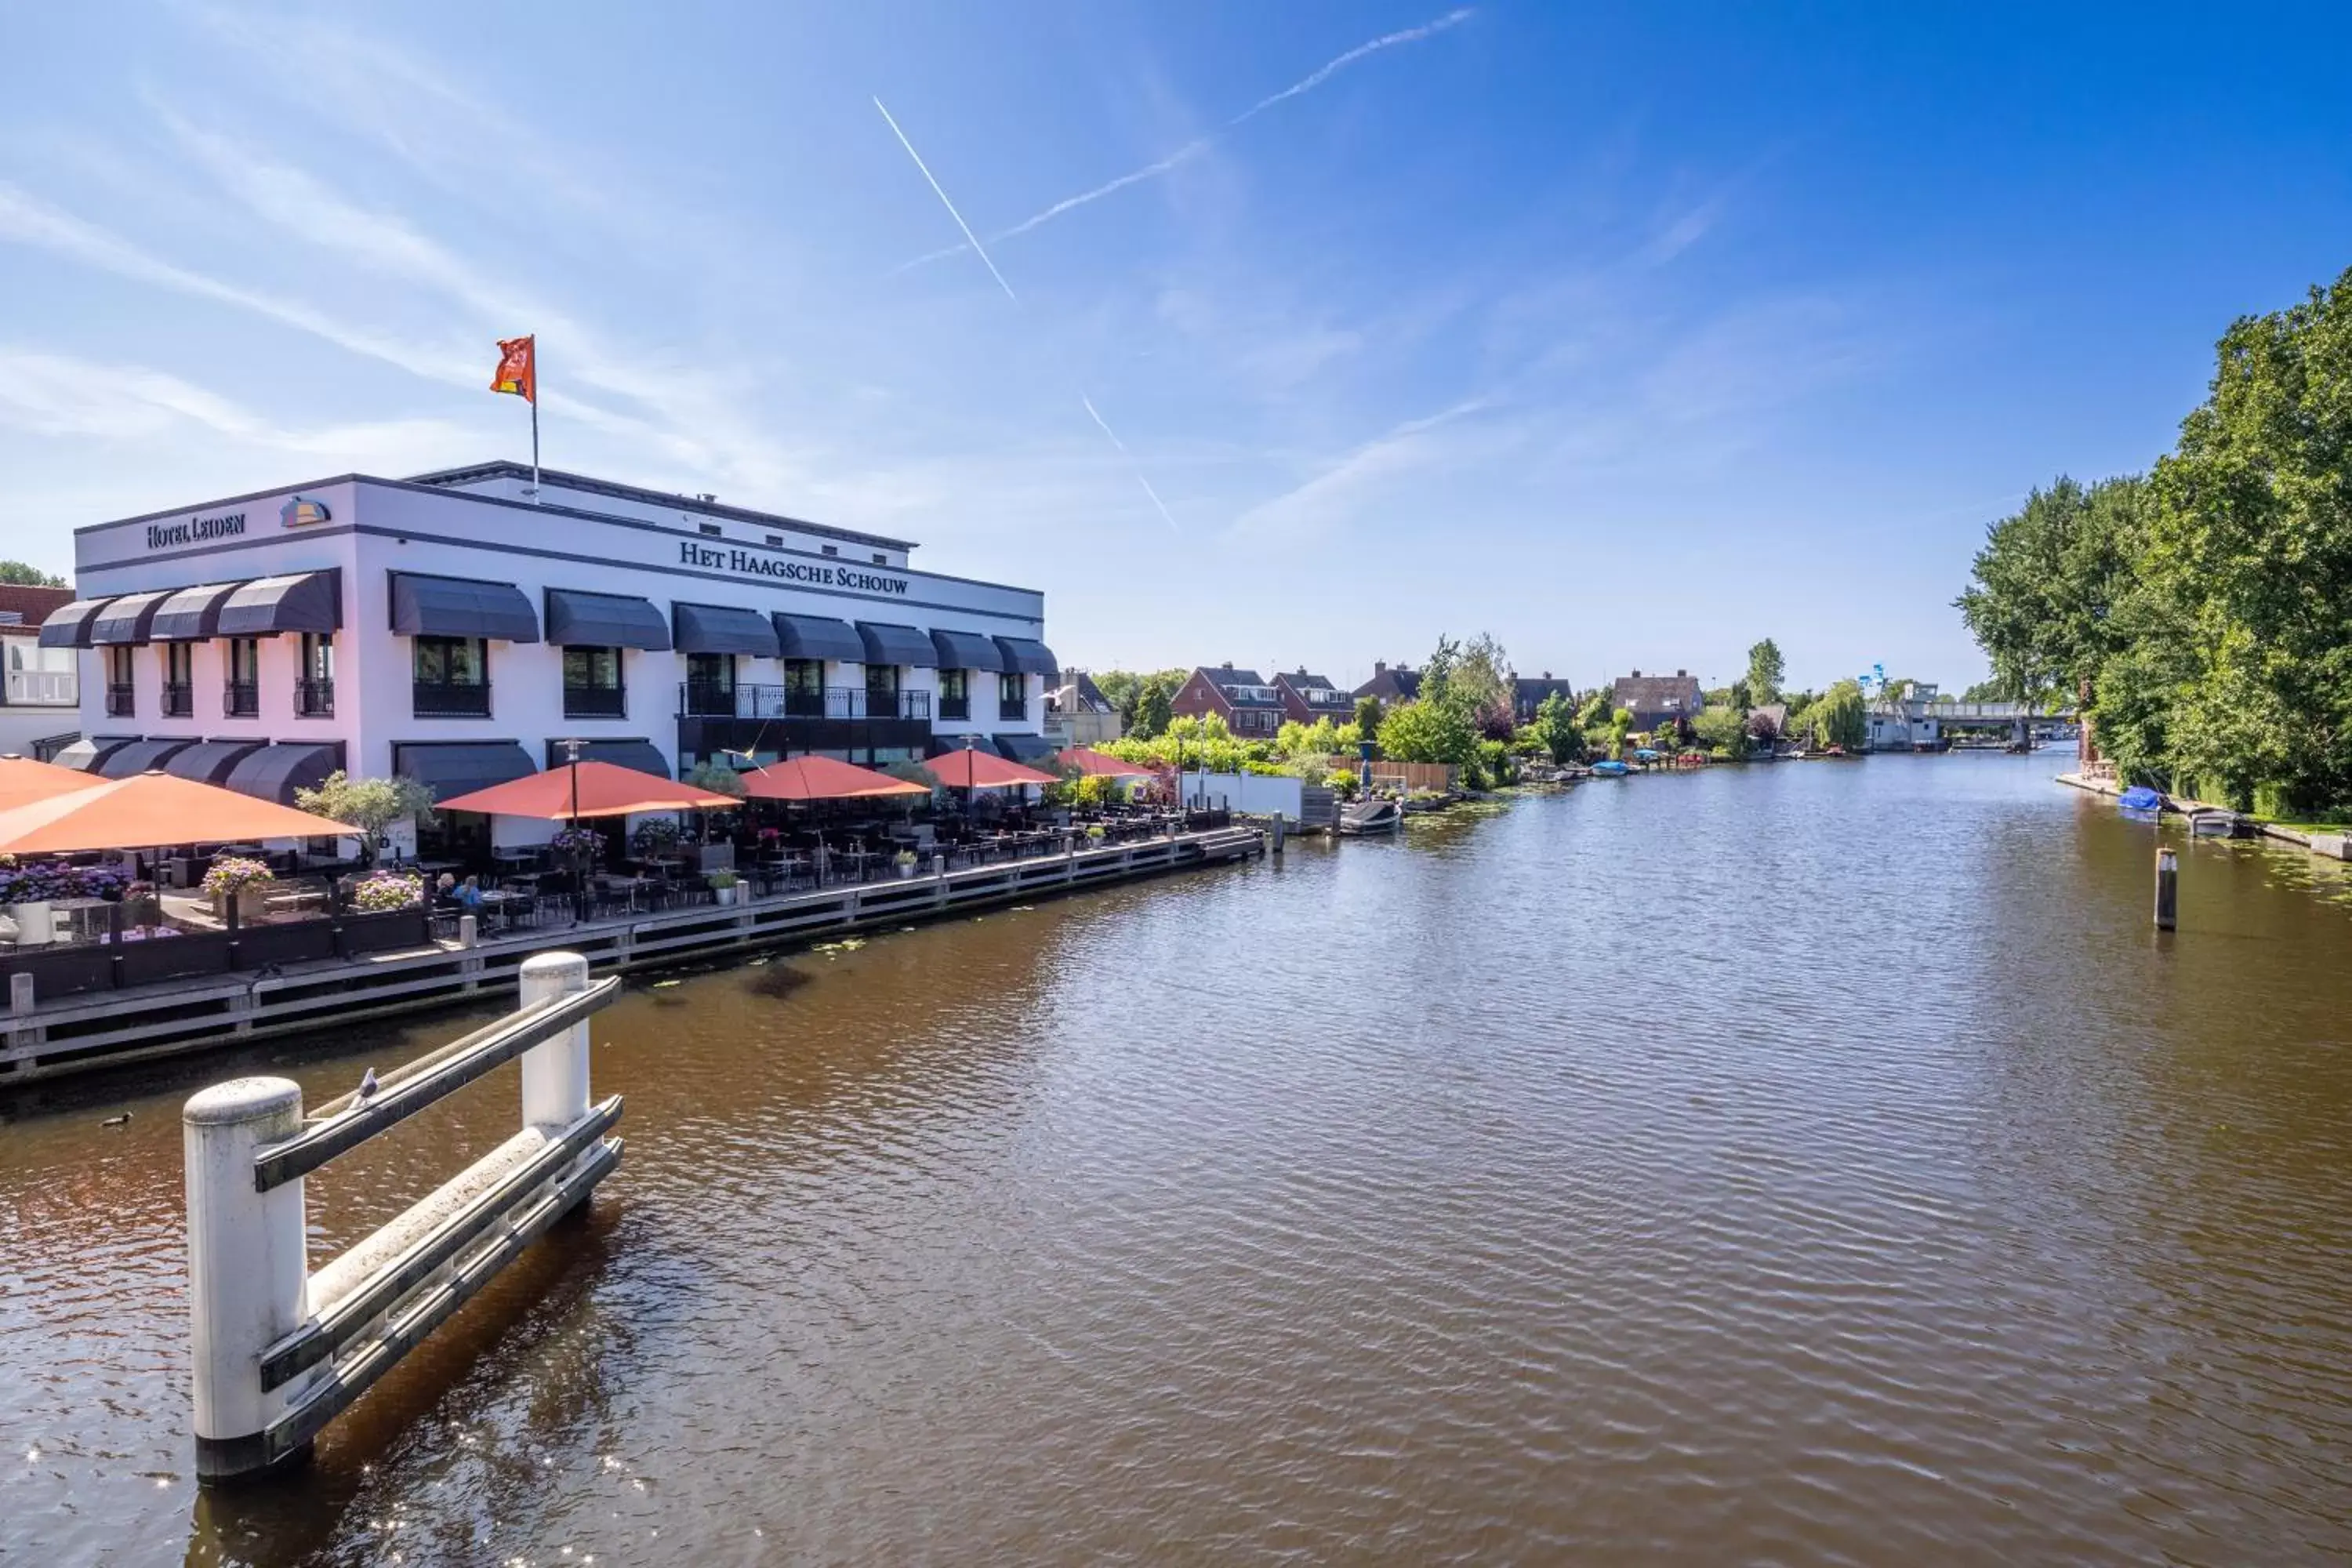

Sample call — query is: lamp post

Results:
[557,737,584,924]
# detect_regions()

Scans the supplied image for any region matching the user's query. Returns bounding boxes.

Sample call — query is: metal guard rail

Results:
[252,974,620,1191]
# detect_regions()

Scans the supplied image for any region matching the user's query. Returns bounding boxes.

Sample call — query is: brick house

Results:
[1171,664,1287,739]
[1272,668,1356,727]
[1352,661,1421,706]
[1512,672,1577,724]
[1609,669,1703,731]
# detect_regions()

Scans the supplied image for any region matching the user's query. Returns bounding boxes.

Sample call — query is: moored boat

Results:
[1592,760,1630,777]
[2187,807,2250,838]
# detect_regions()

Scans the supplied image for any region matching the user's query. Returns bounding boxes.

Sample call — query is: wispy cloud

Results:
[1227,397,1502,544]
[895,7,1476,270]
[0,345,471,463]
[874,96,1180,531]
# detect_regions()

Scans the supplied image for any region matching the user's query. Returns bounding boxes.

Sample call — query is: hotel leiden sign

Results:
[146,510,248,550]
[677,540,911,597]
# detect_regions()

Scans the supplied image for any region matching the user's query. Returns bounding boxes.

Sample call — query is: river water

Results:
[5,755,2351,1566]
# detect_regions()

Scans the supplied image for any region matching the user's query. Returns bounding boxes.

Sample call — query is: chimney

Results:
[1631,669,1641,678]
[1374,661,1387,675]
[1542,670,1552,680]
[1675,668,1687,678]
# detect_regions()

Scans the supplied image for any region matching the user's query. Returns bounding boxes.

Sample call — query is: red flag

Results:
[490,336,536,403]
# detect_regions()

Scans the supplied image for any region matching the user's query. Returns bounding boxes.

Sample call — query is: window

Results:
[783,657,824,717]
[413,635,490,717]
[821,544,838,557]
[866,662,898,720]
[684,652,735,717]
[699,522,721,537]
[872,552,888,565]
[563,645,625,718]
[998,671,1028,721]
[766,532,783,547]
[298,633,334,717]
[105,644,135,717]
[224,637,260,717]
[162,641,194,717]
[938,667,969,721]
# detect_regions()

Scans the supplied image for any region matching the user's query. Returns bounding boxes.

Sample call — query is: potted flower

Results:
[894,848,918,880]
[630,818,681,860]
[707,868,741,906]
[0,855,60,945]
[350,870,424,913]
[551,825,607,863]
[201,855,276,924]
[1085,824,1107,844]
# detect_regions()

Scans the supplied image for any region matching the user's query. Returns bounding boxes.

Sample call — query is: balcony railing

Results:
[2,668,76,706]
[938,695,970,722]
[296,677,335,718]
[413,680,492,718]
[162,681,194,718]
[681,683,931,721]
[563,684,627,719]
[999,699,1028,721]
[223,681,259,718]
[105,682,135,718]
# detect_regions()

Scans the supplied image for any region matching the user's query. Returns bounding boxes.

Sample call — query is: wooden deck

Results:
[2,826,1264,1086]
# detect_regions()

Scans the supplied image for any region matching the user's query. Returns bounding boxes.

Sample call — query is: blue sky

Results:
[4,3,2347,694]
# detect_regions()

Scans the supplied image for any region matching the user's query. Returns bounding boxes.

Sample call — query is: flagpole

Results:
[529,337,541,503]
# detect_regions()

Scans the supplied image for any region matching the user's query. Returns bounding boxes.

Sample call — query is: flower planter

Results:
[712,883,739,906]
[897,863,916,880]
[212,889,269,926]
[5,901,55,946]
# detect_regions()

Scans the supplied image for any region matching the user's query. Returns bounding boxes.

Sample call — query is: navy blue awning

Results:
[38,598,115,648]
[219,571,341,636]
[51,735,136,772]
[544,589,670,650]
[98,737,195,777]
[672,603,780,657]
[856,621,936,668]
[994,732,1056,764]
[394,741,536,805]
[773,613,865,662]
[163,739,265,784]
[390,572,539,641]
[548,738,672,777]
[149,582,245,641]
[90,590,173,646]
[993,637,1058,676]
[928,628,1004,672]
[224,742,343,805]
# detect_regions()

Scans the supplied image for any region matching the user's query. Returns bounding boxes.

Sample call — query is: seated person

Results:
[454,875,485,910]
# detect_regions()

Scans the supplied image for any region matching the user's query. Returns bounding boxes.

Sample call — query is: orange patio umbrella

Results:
[0,771,355,856]
[0,754,104,810]
[1055,746,1153,779]
[740,754,929,802]
[926,747,1058,791]
[434,760,741,818]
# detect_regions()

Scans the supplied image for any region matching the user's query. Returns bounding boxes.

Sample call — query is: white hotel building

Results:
[38,463,1057,837]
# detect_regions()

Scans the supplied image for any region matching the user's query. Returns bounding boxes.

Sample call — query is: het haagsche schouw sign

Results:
[678,540,910,597]
[147,510,247,550]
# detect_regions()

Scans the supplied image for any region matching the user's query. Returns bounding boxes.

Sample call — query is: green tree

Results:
[0,561,64,587]
[1745,638,1784,705]
[1374,698,1477,765]
[687,760,746,797]
[1131,674,1175,740]
[1530,688,1582,763]
[1806,680,1869,750]
[294,771,438,867]
[1691,706,1748,754]
[1353,693,1384,740]
[1957,475,2147,705]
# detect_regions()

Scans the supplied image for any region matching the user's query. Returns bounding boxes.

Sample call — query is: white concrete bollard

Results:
[183,1075,307,1481]
[517,952,591,1131]
[9,972,32,1015]
[458,913,478,949]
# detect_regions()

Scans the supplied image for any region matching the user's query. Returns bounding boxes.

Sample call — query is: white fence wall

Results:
[1180,771,1304,821]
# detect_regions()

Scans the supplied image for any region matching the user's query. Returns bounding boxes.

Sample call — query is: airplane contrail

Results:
[873,97,1180,532]
[894,7,1475,270]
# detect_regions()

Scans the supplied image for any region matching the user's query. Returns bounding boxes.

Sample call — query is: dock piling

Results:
[183,1076,309,1481]
[2155,846,2179,931]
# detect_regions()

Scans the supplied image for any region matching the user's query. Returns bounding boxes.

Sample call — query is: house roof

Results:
[1514,675,1576,702]
[0,583,72,634]
[1610,670,1702,713]
[1276,670,1352,706]
[1197,666,1284,708]
[1051,670,1116,715]
[1352,666,1421,702]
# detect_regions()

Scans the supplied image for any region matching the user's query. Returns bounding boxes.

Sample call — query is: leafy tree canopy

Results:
[0,561,64,588]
